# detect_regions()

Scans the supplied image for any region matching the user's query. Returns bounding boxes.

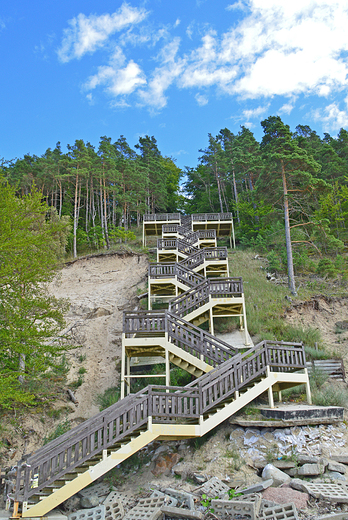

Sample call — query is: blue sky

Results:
[2,0,348,170]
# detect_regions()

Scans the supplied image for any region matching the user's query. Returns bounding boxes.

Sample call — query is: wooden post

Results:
[126,356,131,396]
[121,334,126,399]
[165,348,170,389]
[305,368,312,404]
[266,366,274,408]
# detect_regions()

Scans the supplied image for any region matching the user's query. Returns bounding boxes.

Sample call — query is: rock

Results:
[325,471,347,481]
[193,473,207,484]
[290,479,308,493]
[152,452,180,476]
[240,479,273,494]
[284,468,298,477]
[262,464,291,487]
[331,455,348,465]
[272,460,296,470]
[297,454,319,464]
[262,485,309,510]
[298,463,324,476]
[153,445,171,457]
[62,496,81,512]
[328,461,347,474]
[80,495,100,508]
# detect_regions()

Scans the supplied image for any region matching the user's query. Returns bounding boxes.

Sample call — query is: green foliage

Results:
[267,250,282,274]
[109,226,136,243]
[96,386,121,411]
[43,419,71,444]
[0,178,71,409]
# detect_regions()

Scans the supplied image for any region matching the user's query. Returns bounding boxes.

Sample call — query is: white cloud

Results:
[137,39,184,109]
[195,94,209,106]
[313,102,348,130]
[242,105,270,119]
[61,1,348,115]
[58,3,148,62]
[84,59,146,96]
[226,1,249,11]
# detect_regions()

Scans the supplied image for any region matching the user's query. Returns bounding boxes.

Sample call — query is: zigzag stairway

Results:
[9,212,311,518]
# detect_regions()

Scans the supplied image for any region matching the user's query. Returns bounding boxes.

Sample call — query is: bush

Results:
[312,383,348,407]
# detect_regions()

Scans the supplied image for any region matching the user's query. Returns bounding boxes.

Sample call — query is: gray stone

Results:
[317,514,348,520]
[284,468,298,477]
[262,464,291,487]
[290,479,308,493]
[161,506,203,520]
[240,479,273,494]
[326,471,347,482]
[297,454,319,465]
[331,455,348,465]
[273,460,296,470]
[80,495,100,509]
[328,462,347,474]
[298,463,324,476]
[192,473,207,484]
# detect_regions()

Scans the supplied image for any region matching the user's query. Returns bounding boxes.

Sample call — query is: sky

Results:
[2,0,348,170]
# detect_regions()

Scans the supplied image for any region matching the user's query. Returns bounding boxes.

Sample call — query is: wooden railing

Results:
[169,278,243,318]
[157,238,199,256]
[144,213,181,222]
[179,247,228,270]
[149,263,204,288]
[13,336,306,504]
[123,310,237,365]
[192,213,233,221]
[166,312,237,365]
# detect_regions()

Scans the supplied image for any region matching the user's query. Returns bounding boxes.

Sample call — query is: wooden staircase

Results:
[9,213,311,518]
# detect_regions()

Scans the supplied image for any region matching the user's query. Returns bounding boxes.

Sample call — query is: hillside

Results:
[2,248,348,471]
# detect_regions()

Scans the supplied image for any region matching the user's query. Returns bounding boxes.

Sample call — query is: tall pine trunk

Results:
[281,160,297,296]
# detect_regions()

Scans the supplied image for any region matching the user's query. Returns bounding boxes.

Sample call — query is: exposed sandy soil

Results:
[283,295,348,366]
[50,251,149,420]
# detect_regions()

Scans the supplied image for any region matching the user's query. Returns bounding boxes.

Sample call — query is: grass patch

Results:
[96,386,121,411]
[43,419,71,444]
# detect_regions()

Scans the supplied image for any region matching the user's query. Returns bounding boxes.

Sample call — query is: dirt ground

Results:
[283,295,348,366]
[50,251,149,420]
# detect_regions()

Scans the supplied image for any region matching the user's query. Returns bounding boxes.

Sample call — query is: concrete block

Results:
[199,476,230,498]
[104,500,124,520]
[258,502,299,520]
[231,493,262,513]
[262,464,291,487]
[211,496,260,520]
[103,491,136,509]
[161,506,203,520]
[240,479,273,494]
[302,482,348,503]
[43,510,68,520]
[123,508,162,520]
[164,488,195,509]
[150,490,178,507]
[68,505,105,520]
